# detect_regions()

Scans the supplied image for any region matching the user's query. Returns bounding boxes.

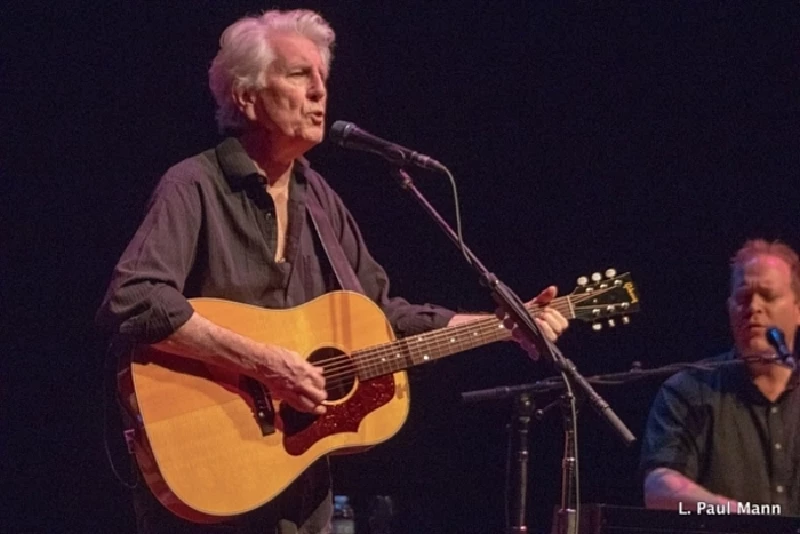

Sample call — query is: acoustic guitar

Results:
[119,271,639,522]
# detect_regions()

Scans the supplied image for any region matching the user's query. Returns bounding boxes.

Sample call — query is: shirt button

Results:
[771,406,779,414]
[776,485,785,493]
[775,443,783,450]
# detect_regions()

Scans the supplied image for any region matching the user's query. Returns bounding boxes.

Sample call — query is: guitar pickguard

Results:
[280,375,395,455]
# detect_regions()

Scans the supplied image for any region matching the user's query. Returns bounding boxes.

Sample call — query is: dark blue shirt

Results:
[640,350,800,515]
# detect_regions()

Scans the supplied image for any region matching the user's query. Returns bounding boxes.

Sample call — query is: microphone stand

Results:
[507,390,580,534]
[556,388,578,534]
[389,167,636,534]
[507,393,534,533]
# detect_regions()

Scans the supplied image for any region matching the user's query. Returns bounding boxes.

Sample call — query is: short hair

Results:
[208,9,335,134]
[730,238,800,301]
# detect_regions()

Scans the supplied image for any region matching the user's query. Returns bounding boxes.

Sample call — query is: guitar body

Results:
[118,271,640,523]
[120,291,408,522]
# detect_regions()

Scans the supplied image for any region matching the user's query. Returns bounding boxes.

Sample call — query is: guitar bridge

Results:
[242,377,275,436]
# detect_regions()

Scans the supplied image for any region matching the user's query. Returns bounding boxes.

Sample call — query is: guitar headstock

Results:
[568,269,640,330]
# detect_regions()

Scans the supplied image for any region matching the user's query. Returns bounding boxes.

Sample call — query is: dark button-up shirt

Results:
[640,350,800,515]
[96,137,455,343]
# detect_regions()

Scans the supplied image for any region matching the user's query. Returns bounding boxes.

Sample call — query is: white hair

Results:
[208,9,335,134]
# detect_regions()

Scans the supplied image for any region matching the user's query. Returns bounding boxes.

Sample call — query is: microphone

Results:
[328,121,448,173]
[766,327,796,369]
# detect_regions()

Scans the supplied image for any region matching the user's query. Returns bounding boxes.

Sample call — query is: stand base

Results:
[550,508,577,534]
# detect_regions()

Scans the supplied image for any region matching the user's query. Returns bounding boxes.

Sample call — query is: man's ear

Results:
[232,85,258,122]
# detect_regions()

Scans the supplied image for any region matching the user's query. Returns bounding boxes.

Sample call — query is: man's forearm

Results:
[148,311,327,414]
[151,312,277,375]
[644,468,738,510]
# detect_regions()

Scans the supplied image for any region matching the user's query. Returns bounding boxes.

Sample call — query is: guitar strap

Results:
[303,170,366,295]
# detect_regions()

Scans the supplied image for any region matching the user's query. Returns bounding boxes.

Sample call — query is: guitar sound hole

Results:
[309,347,355,402]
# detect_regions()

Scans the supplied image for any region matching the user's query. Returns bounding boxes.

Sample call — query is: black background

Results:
[5,1,800,532]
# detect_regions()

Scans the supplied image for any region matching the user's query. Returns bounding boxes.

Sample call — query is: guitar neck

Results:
[354,296,575,380]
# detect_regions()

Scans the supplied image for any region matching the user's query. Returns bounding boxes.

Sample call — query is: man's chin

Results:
[737,343,774,358]
[300,130,324,146]
[287,134,322,154]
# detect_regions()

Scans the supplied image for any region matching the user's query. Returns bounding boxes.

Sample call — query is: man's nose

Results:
[308,73,326,100]
[746,295,765,313]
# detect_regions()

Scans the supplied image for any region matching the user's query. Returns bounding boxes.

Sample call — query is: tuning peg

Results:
[605,268,617,278]
[591,272,602,282]
[592,323,602,331]
[608,319,616,328]
[577,276,588,287]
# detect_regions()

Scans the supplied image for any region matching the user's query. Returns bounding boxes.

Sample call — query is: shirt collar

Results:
[216,137,259,181]
[215,137,308,198]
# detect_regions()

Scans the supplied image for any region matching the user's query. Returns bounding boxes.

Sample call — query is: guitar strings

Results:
[319,286,625,385]
[320,288,616,382]
[321,290,621,384]
[320,319,520,389]
[320,303,558,392]
[322,285,618,378]
[320,300,571,379]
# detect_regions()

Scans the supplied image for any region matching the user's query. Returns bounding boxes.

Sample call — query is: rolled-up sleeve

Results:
[95,173,202,343]
[639,374,704,481]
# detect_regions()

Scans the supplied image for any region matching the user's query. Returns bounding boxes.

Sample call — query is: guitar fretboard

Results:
[352,296,575,380]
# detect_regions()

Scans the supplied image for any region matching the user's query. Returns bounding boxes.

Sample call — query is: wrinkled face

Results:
[728,254,800,356]
[242,33,328,151]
